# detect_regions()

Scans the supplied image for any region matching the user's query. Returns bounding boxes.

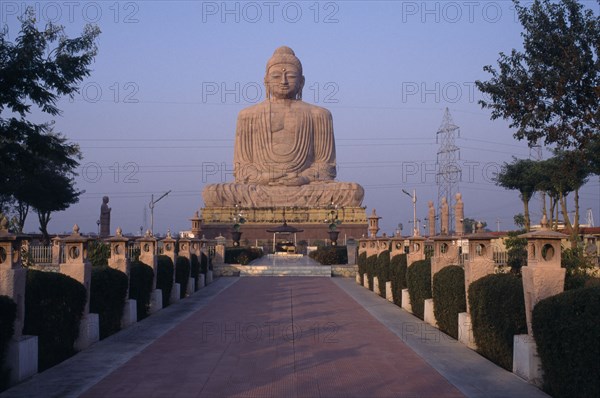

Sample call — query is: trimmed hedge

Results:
[309,246,348,265]
[156,255,174,307]
[129,261,154,321]
[406,259,431,320]
[87,240,110,267]
[190,254,201,289]
[200,252,209,275]
[365,255,378,291]
[468,273,527,370]
[389,254,407,306]
[432,265,466,339]
[225,247,263,265]
[375,251,390,297]
[357,252,367,285]
[0,296,16,391]
[90,267,128,339]
[175,256,191,299]
[532,286,600,398]
[23,270,86,371]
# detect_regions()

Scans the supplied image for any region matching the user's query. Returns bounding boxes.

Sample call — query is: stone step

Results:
[240,266,331,277]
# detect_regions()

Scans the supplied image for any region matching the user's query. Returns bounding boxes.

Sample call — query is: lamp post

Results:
[402,189,417,236]
[149,190,171,236]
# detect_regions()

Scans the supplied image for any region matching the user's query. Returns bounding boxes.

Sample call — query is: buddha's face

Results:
[265,63,304,99]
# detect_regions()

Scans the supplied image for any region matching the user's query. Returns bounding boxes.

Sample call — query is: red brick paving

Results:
[82,278,464,398]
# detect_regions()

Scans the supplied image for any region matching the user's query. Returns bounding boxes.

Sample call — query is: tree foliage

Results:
[495,158,540,231]
[0,9,100,239]
[476,0,599,151]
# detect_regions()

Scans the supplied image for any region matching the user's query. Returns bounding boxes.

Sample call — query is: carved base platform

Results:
[199,206,368,242]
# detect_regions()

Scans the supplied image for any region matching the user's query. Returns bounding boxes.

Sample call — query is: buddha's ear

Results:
[264,77,271,99]
[298,75,305,100]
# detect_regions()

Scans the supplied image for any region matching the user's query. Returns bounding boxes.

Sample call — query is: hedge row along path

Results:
[2,278,547,398]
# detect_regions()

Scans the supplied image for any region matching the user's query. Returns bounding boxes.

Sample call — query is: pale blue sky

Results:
[2,1,598,236]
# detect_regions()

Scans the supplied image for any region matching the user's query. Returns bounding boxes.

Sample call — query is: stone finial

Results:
[0,216,7,231]
[194,211,199,218]
[116,227,123,236]
[73,224,80,235]
[145,229,152,237]
[476,221,483,233]
[167,229,172,238]
[371,209,377,216]
[540,214,549,229]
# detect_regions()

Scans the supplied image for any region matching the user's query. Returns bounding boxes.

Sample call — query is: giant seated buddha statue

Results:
[202,46,364,208]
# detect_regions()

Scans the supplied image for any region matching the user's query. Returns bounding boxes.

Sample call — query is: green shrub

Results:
[375,251,390,297]
[468,273,527,370]
[156,255,174,307]
[432,266,466,339]
[562,247,596,290]
[87,240,110,267]
[90,267,128,339]
[308,246,348,265]
[176,256,191,299]
[129,261,154,321]
[357,252,367,284]
[389,254,407,306]
[406,259,431,319]
[0,296,16,391]
[200,252,209,274]
[225,247,263,265]
[190,254,201,289]
[532,286,600,398]
[23,270,86,371]
[505,231,527,273]
[365,255,378,291]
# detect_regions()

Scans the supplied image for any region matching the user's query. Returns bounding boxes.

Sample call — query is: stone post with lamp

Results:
[161,231,180,302]
[106,227,137,328]
[137,230,162,314]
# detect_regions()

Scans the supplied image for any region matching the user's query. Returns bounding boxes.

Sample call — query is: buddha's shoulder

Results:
[295,101,332,118]
[238,102,268,118]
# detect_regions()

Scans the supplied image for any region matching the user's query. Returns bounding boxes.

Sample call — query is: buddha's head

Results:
[265,46,305,100]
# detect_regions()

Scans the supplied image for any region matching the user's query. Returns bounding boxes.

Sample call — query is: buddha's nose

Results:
[281,74,288,84]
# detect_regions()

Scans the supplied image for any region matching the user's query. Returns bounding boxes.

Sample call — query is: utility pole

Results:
[436,108,461,233]
[149,190,171,236]
[496,218,501,232]
[402,189,417,236]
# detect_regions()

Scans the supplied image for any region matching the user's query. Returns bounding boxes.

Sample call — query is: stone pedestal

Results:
[346,238,357,265]
[74,313,99,351]
[385,281,393,302]
[121,299,137,329]
[199,274,206,289]
[206,270,214,284]
[464,230,497,313]
[149,289,163,314]
[373,276,380,296]
[0,267,26,338]
[7,335,38,386]
[355,273,361,285]
[401,289,412,313]
[424,298,438,327]
[170,283,181,303]
[214,236,226,265]
[187,277,194,296]
[513,334,543,387]
[458,312,477,349]
[363,273,369,289]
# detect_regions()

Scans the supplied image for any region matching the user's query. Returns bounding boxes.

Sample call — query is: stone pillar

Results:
[407,235,425,267]
[428,200,436,237]
[198,236,210,289]
[367,209,381,238]
[0,218,38,385]
[51,236,62,265]
[431,236,460,282]
[137,231,162,314]
[346,238,357,265]
[513,217,567,386]
[161,231,179,303]
[357,239,367,257]
[106,227,136,328]
[459,225,496,349]
[390,237,405,259]
[59,225,99,351]
[454,193,464,237]
[178,237,194,296]
[213,235,226,265]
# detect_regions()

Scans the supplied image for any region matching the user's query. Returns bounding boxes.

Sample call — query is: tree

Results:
[463,218,488,234]
[0,9,100,238]
[476,0,599,151]
[495,158,540,231]
[513,213,526,229]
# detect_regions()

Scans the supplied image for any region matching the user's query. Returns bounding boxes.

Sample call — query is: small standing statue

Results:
[100,196,111,238]
[428,200,436,237]
[455,193,464,236]
[440,197,449,235]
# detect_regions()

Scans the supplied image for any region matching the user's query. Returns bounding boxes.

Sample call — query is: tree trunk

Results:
[572,188,580,249]
[37,210,52,245]
[523,198,531,232]
[17,200,29,233]
[559,193,575,247]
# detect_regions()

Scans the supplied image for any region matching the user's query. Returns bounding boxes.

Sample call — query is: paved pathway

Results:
[2,277,548,398]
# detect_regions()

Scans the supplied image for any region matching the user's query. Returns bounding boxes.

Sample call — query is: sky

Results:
[2,0,599,237]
